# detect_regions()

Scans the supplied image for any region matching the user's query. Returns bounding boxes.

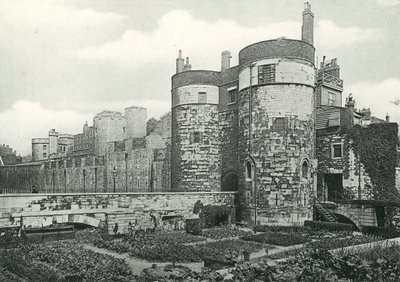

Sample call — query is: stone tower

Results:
[171,51,221,192]
[125,106,147,139]
[94,111,126,156]
[48,129,59,157]
[237,4,316,224]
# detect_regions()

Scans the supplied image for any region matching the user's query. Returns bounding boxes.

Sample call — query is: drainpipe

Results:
[249,63,257,227]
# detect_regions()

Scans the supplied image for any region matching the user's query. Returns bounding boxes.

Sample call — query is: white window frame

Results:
[331,143,343,159]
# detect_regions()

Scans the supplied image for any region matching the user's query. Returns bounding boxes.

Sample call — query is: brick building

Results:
[316,58,399,201]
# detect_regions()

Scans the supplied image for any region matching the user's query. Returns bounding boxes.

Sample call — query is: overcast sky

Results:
[0,0,399,155]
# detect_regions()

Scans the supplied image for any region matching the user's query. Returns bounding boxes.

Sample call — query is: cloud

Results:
[75,10,301,69]
[0,99,170,156]
[375,0,400,6]
[75,10,376,71]
[347,78,400,124]
[0,101,92,155]
[315,20,375,50]
[0,0,125,30]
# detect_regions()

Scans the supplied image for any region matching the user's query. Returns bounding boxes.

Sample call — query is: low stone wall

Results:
[0,192,236,234]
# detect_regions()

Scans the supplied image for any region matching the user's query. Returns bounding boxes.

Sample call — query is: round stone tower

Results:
[94,111,126,156]
[237,37,316,224]
[125,106,147,139]
[171,64,221,191]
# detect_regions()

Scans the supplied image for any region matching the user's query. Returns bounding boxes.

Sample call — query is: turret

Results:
[48,129,59,156]
[301,2,314,45]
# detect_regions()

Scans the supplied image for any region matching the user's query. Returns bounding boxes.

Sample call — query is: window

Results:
[191,131,201,143]
[302,161,309,179]
[258,64,276,84]
[272,117,287,132]
[43,145,47,150]
[332,144,342,158]
[228,88,237,104]
[43,153,47,158]
[198,92,207,104]
[245,159,254,181]
[328,91,336,105]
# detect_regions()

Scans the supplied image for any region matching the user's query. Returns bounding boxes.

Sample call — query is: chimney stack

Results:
[345,93,355,108]
[221,50,232,71]
[176,50,184,73]
[301,2,314,45]
[386,113,390,123]
[183,57,192,71]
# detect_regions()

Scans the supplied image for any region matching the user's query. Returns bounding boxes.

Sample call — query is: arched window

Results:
[302,160,309,179]
[245,160,254,181]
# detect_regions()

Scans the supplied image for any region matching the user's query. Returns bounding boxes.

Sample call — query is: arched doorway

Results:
[221,171,238,192]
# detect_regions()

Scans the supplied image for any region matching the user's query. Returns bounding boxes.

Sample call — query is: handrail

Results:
[314,197,338,221]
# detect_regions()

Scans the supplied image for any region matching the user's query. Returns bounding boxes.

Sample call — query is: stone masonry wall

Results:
[0,156,106,193]
[219,109,239,179]
[238,84,315,225]
[316,132,373,200]
[0,192,236,234]
[171,105,221,192]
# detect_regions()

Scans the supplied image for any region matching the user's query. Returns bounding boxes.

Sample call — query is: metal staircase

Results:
[314,198,338,223]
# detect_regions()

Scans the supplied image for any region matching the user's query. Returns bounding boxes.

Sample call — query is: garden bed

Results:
[242,231,308,246]
[0,241,135,281]
[201,226,252,239]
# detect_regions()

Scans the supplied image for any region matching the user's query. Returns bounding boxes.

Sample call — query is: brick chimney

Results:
[183,57,192,71]
[221,50,232,71]
[176,50,184,73]
[301,2,314,45]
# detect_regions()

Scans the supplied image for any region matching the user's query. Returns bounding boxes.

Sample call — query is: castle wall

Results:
[171,72,221,192]
[0,192,236,234]
[0,157,106,193]
[172,104,221,192]
[237,39,316,225]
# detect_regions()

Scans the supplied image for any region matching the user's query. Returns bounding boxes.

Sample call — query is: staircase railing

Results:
[314,197,338,222]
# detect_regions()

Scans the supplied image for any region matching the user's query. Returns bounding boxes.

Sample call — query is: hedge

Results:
[304,220,356,232]
[185,218,202,235]
[361,226,400,239]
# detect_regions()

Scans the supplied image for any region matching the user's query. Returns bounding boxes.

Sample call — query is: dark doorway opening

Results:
[221,172,238,192]
[324,173,343,201]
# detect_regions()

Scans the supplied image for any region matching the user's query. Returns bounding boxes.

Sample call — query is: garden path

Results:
[81,243,204,274]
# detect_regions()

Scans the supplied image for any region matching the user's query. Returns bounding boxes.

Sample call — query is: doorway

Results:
[324,173,343,201]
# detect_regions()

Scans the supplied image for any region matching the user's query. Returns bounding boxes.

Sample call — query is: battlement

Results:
[94,110,124,120]
[48,129,59,136]
[32,138,49,144]
[125,105,147,111]
[59,134,74,139]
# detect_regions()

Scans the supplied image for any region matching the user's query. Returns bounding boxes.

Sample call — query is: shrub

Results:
[200,205,231,228]
[242,232,308,246]
[361,226,400,239]
[254,225,307,233]
[201,226,252,239]
[304,220,356,232]
[186,218,202,235]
